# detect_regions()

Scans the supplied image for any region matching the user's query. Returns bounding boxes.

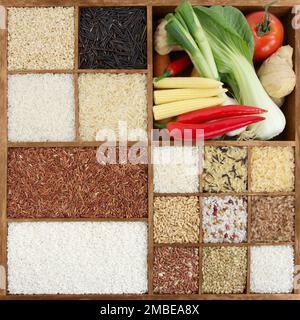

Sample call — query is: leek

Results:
[165,0,286,140]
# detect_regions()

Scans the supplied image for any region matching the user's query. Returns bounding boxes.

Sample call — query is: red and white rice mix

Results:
[153,146,200,193]
[7,147,148,218]
[202,246,248,294]
[250,146,295,192]
[202,196,247,243]
[154,196,200,244]
[251,196,295,243]
[153,247,199,294]
[204,146,247,192]
[250,245,294,293]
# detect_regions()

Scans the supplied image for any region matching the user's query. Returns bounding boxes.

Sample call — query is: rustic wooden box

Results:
[0,0,299,300]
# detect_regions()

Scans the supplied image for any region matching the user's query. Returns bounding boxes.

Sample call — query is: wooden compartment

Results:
[0,0,299,300]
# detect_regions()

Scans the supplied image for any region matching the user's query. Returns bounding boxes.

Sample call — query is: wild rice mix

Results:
[153,247,199,294]
[251,196,295,243]
[8,7,74,70]
[154,196,200,244]
[204,147,247,192]
[250,146,295,192]
[202,246,247,294]
[7,147,148,218]
[202,196,247,243]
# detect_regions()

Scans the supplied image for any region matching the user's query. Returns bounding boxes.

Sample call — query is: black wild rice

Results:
[79,7,147,69]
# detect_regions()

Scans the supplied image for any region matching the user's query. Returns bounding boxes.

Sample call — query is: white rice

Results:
[8,222,148,294]
[250,245,294,293]
[153,146,200,193]
[8,74,75,142]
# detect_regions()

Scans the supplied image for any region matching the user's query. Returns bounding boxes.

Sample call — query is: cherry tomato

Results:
[246,11,284,62]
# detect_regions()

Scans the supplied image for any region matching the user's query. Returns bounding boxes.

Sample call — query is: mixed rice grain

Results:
[154,196,200,244]
[153,247,199,294]
[202,196,247,243]
[251,196,295,243]
[250,147,295,192]
[204,146,247,192]
[202,246,247,294]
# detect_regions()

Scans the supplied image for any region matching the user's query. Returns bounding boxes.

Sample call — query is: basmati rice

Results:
[79,73,147,141]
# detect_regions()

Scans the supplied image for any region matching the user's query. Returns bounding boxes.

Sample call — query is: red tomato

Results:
[246,11,284,62]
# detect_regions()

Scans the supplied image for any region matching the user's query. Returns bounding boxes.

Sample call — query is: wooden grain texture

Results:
[0,6,7,296]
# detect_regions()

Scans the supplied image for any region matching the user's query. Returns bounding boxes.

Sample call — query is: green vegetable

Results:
[165,0,286,140]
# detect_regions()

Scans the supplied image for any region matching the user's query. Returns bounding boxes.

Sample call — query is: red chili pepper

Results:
[156,54,192,81]
[167,116,265,140]
[176,105,267,124]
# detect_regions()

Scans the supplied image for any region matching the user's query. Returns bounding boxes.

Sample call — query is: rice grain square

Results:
[8,7,74,70]
[8,74,75,142]
[250,147,295,192]
[204,146,247,192]
[250,245,294,293]
[153,146,200,193]
[154,196,200,244]
[202,246,247,294]
[79,73,147,141]
[8,222,148,294]
[153,247,199,294]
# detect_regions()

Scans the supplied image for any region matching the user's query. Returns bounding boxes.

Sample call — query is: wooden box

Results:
[0,0,299,300]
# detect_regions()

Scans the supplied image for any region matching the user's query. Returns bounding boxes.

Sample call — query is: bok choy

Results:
[165,0,286,140]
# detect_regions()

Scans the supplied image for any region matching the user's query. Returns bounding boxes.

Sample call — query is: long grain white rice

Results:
[8,222,148,294]
[250,245,294,293]
[8,74,75,142]
[153,146,200,193]
[79,73,147,141]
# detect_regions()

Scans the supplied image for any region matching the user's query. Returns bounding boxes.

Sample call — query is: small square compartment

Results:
[202,196,247,243]
[202,246,248,294]
[154,196,200,244]
[78,73,148,141]
[153,146,200,193]
[79,7,147,69]
[250,146,295,192]
[8,74,75,142]
[7,7,74,70]
[251,196,295,243]
[250,245,294,293]
[153,246,199,294]
[203,146,248,192]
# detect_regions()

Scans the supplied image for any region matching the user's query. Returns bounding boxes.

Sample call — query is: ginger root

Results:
[258,45,296,99]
